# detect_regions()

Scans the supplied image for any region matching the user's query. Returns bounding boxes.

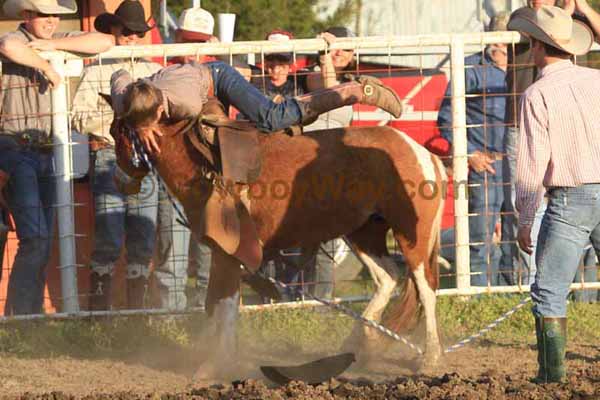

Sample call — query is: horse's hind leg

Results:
[400,242,442,367]
[195,245,242,380]
[343,218,400,360]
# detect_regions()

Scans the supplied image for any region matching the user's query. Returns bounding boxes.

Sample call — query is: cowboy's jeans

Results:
[90,148,158,279]
[206,61,302,131]
[154,184,211,310]
[532,184,600,318]
[0,145,55,315]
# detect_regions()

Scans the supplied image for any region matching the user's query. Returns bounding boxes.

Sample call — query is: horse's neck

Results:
[154,120,211,206]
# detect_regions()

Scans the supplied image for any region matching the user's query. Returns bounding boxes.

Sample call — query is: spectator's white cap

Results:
[177,6,215,42]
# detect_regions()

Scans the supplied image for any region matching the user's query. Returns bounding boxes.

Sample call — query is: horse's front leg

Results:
[194,246,242,381]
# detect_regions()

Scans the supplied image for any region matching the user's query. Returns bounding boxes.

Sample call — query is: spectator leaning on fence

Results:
[510,5,600,383]
[253,29,304,103]
[437,17,509,287]
[0,0,113,315]
[173,5,219,64]
[71,0,161,311]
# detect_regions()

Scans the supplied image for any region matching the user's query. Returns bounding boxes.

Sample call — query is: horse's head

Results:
[100,93,150,195]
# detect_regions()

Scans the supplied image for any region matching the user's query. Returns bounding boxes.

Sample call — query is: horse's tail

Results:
[382,269,421,333]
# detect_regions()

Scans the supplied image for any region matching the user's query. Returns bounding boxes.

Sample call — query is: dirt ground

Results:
[1,340,599,399]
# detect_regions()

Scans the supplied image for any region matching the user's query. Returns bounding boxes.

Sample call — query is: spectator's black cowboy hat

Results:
[94,0,153,36]
[325,26,355,38]
[3,0,77,19]
[507,5,592,55]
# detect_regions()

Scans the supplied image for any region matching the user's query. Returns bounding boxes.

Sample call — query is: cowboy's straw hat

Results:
[3,0,77,19]
[507,5,593,56]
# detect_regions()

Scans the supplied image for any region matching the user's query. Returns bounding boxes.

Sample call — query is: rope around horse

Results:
[127,129,531,356]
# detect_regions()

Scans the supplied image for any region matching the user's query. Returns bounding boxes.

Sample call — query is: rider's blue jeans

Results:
[206,61,303,132]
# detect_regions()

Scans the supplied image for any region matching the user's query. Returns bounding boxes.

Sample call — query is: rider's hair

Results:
[122,80,164,127]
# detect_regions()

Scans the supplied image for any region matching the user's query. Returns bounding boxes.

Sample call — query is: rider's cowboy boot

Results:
[126,276,149,309]
[295,75,403,125]
[89,272,112,311]
[534,316,567,383]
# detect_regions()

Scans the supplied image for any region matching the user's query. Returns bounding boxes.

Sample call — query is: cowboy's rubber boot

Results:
[89,272,112,311]
[295,75,403,125]
[534,316,567,383]
[126,276,149,309]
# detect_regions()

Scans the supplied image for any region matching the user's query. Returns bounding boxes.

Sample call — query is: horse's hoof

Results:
[420,351,442,373]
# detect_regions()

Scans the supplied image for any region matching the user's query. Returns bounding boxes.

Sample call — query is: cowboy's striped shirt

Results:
[516,60,600,227]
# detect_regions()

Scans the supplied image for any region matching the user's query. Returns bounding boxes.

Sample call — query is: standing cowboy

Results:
[0,0,113,315]
[510,6,599,383]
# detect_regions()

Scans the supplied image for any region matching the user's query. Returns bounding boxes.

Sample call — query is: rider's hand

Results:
[136,123,163,155]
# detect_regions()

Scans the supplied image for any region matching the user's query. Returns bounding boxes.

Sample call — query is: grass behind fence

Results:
[1,295,599,359]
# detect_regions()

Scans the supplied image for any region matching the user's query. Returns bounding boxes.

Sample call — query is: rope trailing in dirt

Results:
[444,296,532,353]
[263,273,425,355]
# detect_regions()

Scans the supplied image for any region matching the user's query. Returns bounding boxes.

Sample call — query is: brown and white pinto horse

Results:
[109,107,447,377]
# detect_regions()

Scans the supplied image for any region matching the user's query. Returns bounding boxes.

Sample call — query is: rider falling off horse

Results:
[109,59,403,154]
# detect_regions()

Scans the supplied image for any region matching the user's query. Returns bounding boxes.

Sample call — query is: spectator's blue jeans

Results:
[532,184,600,317]
[206,61,302,132]
[154,184,211,310]
[501,126,545,285]
[90,148,158,278]
[468,165,504,286]
[0,145,55,315]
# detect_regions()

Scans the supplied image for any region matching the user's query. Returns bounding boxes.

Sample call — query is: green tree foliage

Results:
[152,0,357,40]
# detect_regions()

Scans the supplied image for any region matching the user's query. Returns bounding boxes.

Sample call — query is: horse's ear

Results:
[98,92,113,110]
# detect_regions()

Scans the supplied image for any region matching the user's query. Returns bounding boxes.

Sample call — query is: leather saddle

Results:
[182,99,265,270]
[186,99,262,185]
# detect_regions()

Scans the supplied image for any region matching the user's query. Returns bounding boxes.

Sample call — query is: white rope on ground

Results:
[444,297,532,353]
[263,272,425,356]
